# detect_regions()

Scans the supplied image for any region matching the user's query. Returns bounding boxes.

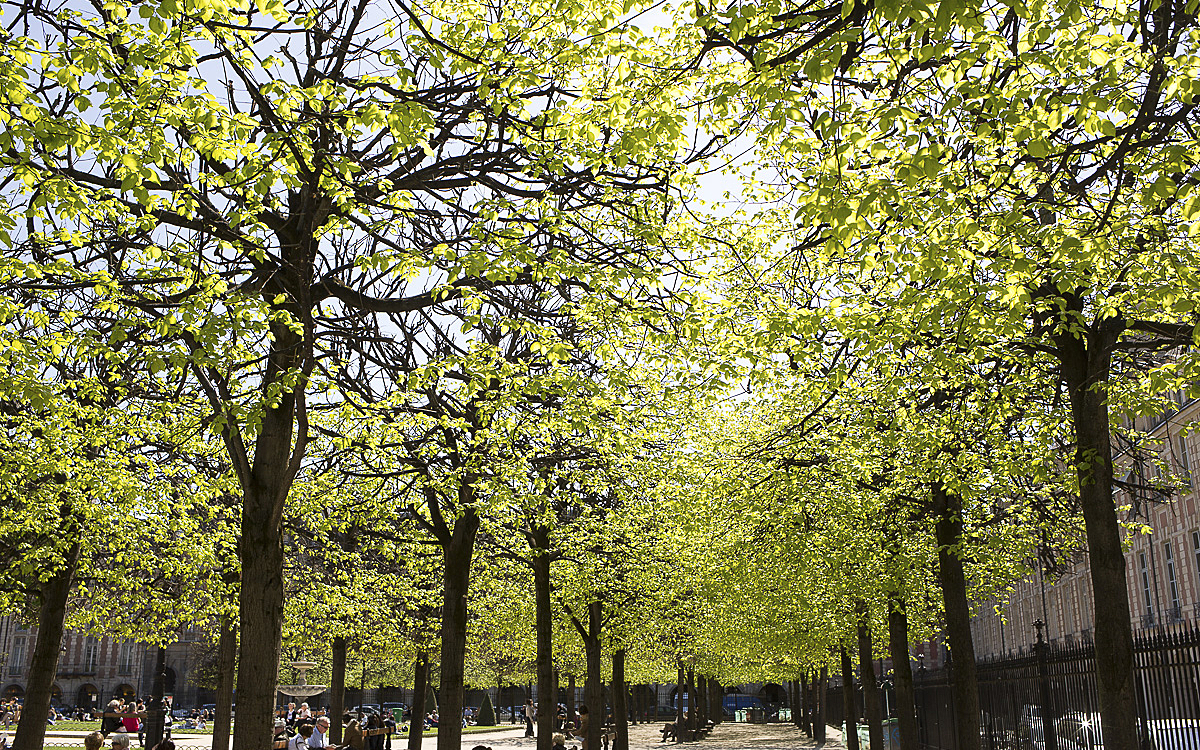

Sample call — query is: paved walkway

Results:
[24,721,844,750]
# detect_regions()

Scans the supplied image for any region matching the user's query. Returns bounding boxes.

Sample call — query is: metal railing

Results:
[913,623,1200,750]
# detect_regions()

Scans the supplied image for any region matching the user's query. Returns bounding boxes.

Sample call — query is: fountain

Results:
[277,661,328,700]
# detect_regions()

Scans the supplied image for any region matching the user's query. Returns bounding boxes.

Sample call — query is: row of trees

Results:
[1,1,1198,750]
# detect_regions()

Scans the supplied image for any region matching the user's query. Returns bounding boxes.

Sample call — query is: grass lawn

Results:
[48,722,215,735]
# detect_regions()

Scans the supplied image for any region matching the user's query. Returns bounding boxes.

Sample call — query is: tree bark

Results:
[232,319,302,750]
[1057,324,1139,750]
[887,601,918,750]
[933,482,980,750]
[858,618,883,750]
[331,637,347,743]
[584,602,603,750]
[686,668,696,727]
[212,617,237,750]
[145,647,168,748]
[436,508,480,750]
[532,524,555,750]
[841,646,859,750]
[814,667,827,743]
[409,652,429,750]
[13,541,80,750]
[612,651,628,750]
[708,678,721,725]
[675,664,684,726]
[798,677,808,733]
[567,674,576,727]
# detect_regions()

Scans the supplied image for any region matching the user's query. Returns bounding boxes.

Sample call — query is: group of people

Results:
[274,703,396,750]
[520,701,594,748]
[86,729,174,750]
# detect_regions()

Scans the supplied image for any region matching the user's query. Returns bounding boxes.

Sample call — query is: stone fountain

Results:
[277,661,327,700]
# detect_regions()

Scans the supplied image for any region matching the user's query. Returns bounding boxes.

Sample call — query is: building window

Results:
[1180,434,1192,486]
[1193,531,1200,579]
[8,638,25,675]
[1165,542,1182,622]
[118,642,134,676]
[1139,553,1154,623]
[84,637,98,673]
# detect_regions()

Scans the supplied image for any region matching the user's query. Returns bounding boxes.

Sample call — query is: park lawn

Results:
[48,722,216,734]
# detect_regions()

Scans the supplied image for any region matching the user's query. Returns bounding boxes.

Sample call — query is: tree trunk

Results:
[613,651,628,750]
[711,678,723,725]
[331,637,347,743]
[409,652,429,750]
[584,602,603,750]
[13,541,80,750]
[798,677,808,733]
[533,525,555,750]
[933,482,980,750]
[146,647,168,748]
[675,664,684,726]
[436,508,480,750]
[233,486,288,750]
[212,617,237,750]
[567,674,576,727]
[888,601,918,750]
[858,618,883,750]
[814,667,827,743]
[695,673,706,725]
[1058,326,1139,750]
[232,320,301,750]
[686,668,696,728]
[841,646,859,750]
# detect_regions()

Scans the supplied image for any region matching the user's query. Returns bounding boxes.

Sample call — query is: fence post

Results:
[1034,621,1058,750]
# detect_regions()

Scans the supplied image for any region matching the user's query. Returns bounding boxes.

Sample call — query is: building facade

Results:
[0,617,210,709]
[970,394,1200,658]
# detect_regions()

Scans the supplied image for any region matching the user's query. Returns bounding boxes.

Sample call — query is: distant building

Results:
[0,617,210,708]
[971,394,1200,658]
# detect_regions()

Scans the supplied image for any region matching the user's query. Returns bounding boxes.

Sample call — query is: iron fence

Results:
[913,623,1200,750]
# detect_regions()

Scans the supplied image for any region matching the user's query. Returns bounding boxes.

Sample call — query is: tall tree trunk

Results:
[13,541,80,750]
[331,637,347,743]
[798,677,808,733]
[675,664,684,726]
[708,678,721,725]
[532,525,555,750]
[887,601,918,750]
[436,508,480,750]
[233,487,288,750]
[933,482,980,750]
[212,617,237,750]
[1057,326,1138,750]
[695,674,706,725]
[584,602,603,750]
[567,674,576,727]
[841,646,859,750]
[613,651,628,750]
[409,652,429,750]
[857,618,883,750]
[146,647,168,748]
[814,667,827,743]
[686,668,696,727]
[233,322,301,750]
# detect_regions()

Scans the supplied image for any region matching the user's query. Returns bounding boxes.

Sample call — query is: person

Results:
[286,703,298,728]
[381,705,396,748]
[101,700,122,737]
[85,732,104,750]
[366,713,384,750]
[289,725,313,750]
[121,704,140,735]
[297,704,312,725]
[112,731,132,750]
[151,740,175,750]
[274,719,289,743]
[578,706,590,750]
[426,711,438,729]
[309,716,331,749]
[342,712,365,750]
[523,700,535,738]
[551,733,567,750]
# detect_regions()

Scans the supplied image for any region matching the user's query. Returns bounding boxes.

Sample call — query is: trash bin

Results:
[735,710,747,723]
[882,719,900,750]
[778,708,792,722]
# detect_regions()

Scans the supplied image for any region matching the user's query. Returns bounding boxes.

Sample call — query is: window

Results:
[1180,434,1192,486]
[1193,531,1200,578]
[1165,542,1181,620]
[8,637,25,675]
[84,637,98,672]
[1139,553,1154,618]
[118,642,135,676]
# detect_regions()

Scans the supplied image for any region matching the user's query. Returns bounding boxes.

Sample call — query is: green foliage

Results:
[477,693,497,726]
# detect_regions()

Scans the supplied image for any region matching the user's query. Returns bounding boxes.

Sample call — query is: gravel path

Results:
[26,721,845,750]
